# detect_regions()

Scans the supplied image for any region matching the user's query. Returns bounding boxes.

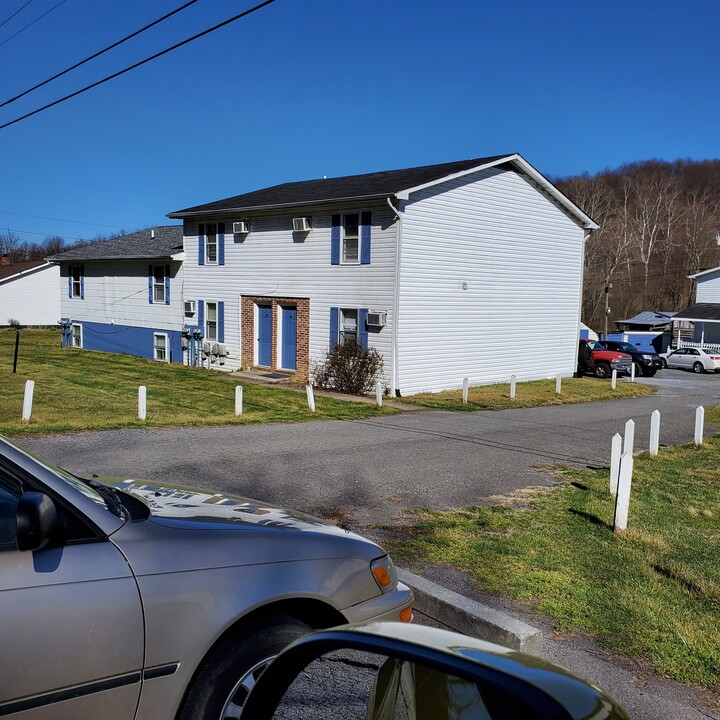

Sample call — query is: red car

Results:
[578,339,633,379]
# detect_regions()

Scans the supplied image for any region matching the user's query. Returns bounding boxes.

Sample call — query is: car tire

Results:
[632,362,643,378]
[693,362,705,374]
[178,614,311,720]
[593,362,611,379]
[660,358,668,369]
[642,369,657,377]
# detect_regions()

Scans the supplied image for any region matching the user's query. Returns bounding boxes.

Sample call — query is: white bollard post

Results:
[462,378,469,404]
[630,363,636,382]
[138,385,147,420]
[21,380,34,423]
[555,374,562,394]
[375,382,383,407]
[614,452,634,532]
[510,374,516,400]
[609,433,622,496]
[611,369,617,390]
[235,385,243,416]
[306,384,316,413]
[623,418,635,456]
[649,410,660,456]
[695,406,704,446]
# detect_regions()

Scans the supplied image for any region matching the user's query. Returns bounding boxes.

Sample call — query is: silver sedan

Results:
[0,435,412,719]
[661,346,720,373]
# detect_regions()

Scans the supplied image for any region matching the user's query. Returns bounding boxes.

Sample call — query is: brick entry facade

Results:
[240,296,310,381]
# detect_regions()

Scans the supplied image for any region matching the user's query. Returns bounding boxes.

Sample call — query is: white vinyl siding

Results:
[398,167,585,395]
[695,271,720,303]
[58,261,184,331]
[0,263,60,326]
[183,206,397,381]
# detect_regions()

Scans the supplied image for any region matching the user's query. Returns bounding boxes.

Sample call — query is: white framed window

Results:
[152,266,166,303]
[339,308,358,344]
[206,302,218,341]
[70,266,82,298]
[342,213,359,263]
[205,224,218,264]
[71,324,82,348]
[153,333,168,362]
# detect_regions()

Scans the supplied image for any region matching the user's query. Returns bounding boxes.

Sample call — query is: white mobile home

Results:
[0,259,60,327]
[168,154,596,396]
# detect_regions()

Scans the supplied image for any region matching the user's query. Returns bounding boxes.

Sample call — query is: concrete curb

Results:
[398,568,543,653]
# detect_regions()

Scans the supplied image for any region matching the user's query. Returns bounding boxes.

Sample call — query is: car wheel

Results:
[178,614,311,720]
[632,362,643,378]
[660,358,668,368]
[642,369,657,377]
[693,362,705,374]
[593,362,611,379]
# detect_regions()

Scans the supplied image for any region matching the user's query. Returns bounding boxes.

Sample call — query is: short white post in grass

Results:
[614,452,634,532]
[138,385,147,420]
[235,385,243,416]
[462,377,469,404]
[555,374,562,394]
[375,382,383,407]
[609,432,622,496]
[630,363,636,382]
[623,418,635,456]
[306,384,316,413]
[649,410,660,456]
[611,369,617,390]
[21,380,34,423]
[510,374,517,400]
[695,406,704,446]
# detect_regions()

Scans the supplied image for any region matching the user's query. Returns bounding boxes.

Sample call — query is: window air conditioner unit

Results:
[366,311,387,327]
[293,217,312,232]
[184,300,196,315]
[233,221,250,234]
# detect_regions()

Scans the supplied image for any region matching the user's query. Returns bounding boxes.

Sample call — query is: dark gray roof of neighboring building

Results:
[673,304,720,322]
[168,156,513,217]
[617,311,677,325]
[46,226,183,261]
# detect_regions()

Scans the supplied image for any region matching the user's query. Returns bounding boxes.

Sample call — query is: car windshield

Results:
[586,341,605,350]
[613,342,636,353]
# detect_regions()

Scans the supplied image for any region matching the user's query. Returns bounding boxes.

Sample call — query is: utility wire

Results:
[0,0,278,131]
[0,0,68,48]
[0,0,199,109]
[0,210,126,229]
[0,0,32,30]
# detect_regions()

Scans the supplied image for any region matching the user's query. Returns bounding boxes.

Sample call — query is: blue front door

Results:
[281,306,297,370]
[258,305,272,366]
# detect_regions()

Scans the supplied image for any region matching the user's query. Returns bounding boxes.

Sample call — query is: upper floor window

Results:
[206,302,218,341]
[153,266,166,303]
[198,223,225,266]
[69,265,84,299]
[205,224,218,264]
[342,214,359,263]
[331,212,371,266]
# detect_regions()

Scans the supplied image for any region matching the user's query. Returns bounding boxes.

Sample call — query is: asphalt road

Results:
[21,370,720,527]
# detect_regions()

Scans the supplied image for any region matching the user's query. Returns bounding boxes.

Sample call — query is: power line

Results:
[0,210,125,229]
[2,226,97,242]
[0,0,278,131]
[0,0,32,30]
[0,0,68,48]
[0,0,199,109]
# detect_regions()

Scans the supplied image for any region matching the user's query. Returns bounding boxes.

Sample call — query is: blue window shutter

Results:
[67,269,72,298]
[197,300,205,334]
[148,265,153,304]
[218,301,225,343]
[198,224,205,266]
[165,265,170,304]
[330,215,340,265]
[360,211,371,265]
[358,308,369,349]
[218,223,225,266]
[80,265,84,299]
[329,307,339,352]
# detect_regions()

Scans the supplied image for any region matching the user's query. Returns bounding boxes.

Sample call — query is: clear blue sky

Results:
[1,0,719,245]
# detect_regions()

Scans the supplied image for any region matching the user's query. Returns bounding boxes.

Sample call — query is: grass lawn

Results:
[397,377,654,410]
[0,329,397,435]
[388,439,720,690]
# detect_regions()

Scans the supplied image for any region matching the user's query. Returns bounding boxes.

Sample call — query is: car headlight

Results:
[642,354,652,360]
[370,555,399,594]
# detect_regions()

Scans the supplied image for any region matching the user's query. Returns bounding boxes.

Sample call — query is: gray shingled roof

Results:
[673,304,720,322]
[167,156,512,217]
[617,311,677,325]
[46,226,183,261]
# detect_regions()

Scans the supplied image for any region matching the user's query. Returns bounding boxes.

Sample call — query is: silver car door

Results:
[669,349,686,368]
[0,476,144,720]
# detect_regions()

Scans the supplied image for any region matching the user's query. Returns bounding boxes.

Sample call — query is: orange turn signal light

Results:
[372,566,393,587]
[400,607,413,623]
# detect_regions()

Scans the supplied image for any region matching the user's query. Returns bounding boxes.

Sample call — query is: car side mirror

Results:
[243,623,629,720]
[16,491,59,552]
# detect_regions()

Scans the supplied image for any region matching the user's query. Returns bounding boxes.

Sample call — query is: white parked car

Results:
[660,347,720,373]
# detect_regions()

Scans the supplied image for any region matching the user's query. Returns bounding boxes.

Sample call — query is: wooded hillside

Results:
[556,159,720,331]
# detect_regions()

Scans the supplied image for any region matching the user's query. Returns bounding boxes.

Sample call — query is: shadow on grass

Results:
[568,508,613,531]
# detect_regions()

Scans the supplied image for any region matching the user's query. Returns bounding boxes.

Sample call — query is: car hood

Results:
[105,477,362,540]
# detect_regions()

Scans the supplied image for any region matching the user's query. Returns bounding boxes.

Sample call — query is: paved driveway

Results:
[21,370,720,526]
